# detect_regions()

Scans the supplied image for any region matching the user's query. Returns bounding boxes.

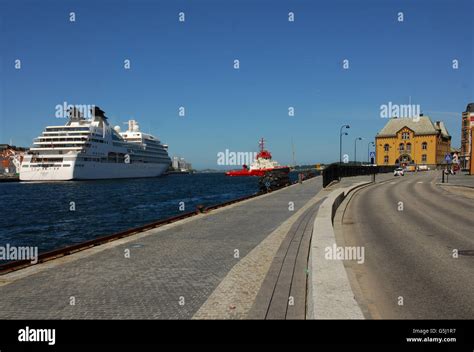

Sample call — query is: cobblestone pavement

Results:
[0,177,322,319]
[193,192,327,319]
[191,174,387,320]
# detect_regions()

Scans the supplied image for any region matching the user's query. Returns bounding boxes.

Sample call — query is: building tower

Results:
[461,103,474,170]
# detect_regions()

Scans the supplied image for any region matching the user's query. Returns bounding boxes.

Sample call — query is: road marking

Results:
[390,182,396,185]
[417,181,424,184]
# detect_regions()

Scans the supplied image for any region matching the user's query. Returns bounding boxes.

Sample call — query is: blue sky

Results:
[1,0,472,168]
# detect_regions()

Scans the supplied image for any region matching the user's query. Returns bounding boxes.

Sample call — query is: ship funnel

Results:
[68,107,84,121]
[91,106,107,120]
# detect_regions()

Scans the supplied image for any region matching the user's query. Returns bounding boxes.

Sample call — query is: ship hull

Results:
[225,166,289,177]
[19,162,169,181]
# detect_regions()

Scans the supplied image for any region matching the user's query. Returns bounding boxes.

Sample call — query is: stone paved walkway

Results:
[436,171,474,188]
[0,177,322,319]
[193,174,383,319]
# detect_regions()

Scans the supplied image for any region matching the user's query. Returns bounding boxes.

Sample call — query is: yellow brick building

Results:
[461,103,474,170]
[471,126,474,175]
[375,116,451,167]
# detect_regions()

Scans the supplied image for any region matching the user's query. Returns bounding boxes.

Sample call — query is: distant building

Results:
[178,157,186,170]
[0,144,27,175]
[171,156,192,172]
[375,116,451,168]
[172,156,180,170]
[461,103,474,170]
[471,126,474,175]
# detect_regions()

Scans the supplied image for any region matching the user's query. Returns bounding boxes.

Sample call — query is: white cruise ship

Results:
[20,107,171,181]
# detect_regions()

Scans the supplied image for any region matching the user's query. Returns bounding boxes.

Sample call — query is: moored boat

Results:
[225,138,289,177]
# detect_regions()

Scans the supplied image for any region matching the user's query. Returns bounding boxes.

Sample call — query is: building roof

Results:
[465,103,474,113]
[0,144,28,151]
[435,121,450,138]
[376,116,450,138]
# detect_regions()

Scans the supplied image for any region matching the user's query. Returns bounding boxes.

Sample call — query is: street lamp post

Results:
[354,137,363,164]
[339,125,350,164]
[367,141,375,163]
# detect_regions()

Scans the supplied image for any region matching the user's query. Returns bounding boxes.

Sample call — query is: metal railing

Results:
[322,164,396,188]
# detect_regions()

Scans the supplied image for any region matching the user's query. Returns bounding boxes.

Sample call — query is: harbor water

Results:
[0,173,299,255]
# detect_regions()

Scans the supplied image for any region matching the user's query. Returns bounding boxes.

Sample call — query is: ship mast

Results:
[291,137,296,167]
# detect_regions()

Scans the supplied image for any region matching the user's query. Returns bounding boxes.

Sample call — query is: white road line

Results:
[417,181,424,184]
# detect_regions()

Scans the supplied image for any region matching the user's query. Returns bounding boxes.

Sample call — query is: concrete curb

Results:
[306,181,370,319]
[332,182,377,319]
[436,183,474,189]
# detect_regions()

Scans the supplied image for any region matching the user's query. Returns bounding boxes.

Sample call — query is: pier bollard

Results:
[196,204,206,214]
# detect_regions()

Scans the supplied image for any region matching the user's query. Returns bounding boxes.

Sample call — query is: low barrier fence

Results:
[322,164,396,188]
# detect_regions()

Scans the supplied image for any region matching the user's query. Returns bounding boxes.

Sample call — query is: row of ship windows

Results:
[31,157,64,163]
[43,132,89,136]
[28,156,169,164]
[110,143,168,155]
[132,151,169,157]
[46,127,90,132]
[37,138,87,142]
[23,164,71,168]
[23,160,167,168]
[38,139,165,150]
[34,144,88,148]
[33,145,167,155]
[78,157,170,163]
[144,146,168,152]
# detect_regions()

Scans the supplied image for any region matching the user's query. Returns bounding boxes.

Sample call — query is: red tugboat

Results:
[225,138,290,177]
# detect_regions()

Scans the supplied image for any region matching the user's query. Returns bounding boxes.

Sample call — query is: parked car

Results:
[417,165,429,171]
[394,167,404,176]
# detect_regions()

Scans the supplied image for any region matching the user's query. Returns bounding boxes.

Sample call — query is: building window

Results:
[384,144,389,152]
[422,142,427,150]
[399,143,404,151]
[422,154,427,162]
[402,132,410,140]
[384,156,389,164]
[406,143,411,152]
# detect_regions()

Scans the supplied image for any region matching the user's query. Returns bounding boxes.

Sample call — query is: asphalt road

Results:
[341,171,474,319]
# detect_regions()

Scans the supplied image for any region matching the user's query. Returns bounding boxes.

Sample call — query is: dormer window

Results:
[401,132,410,140]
